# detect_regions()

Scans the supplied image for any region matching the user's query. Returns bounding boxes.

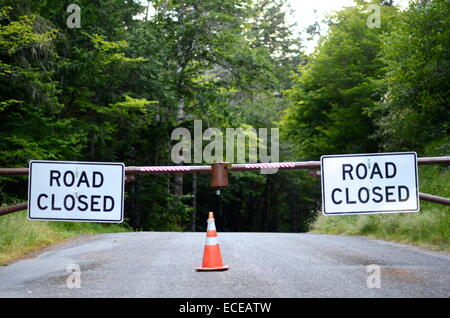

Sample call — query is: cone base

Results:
[196,265,229,271]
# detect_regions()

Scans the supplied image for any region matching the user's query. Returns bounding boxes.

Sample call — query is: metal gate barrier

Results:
[1,156,449,216]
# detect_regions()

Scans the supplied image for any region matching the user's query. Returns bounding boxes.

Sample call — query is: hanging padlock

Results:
[211,162,229,194]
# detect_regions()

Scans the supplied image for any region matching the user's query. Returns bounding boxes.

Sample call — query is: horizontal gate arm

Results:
[417,157,450,165]
[0,157,449,176]
[125,165,211,175]
[419,192,450,206]
[0,168,28,176]
[229,161,321,171]
[0,202,27,217]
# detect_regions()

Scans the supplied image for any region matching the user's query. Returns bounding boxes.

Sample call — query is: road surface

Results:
[0,232,448,297]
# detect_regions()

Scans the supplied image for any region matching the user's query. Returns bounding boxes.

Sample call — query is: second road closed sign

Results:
[321,152,419,215]
[28,160,124,223]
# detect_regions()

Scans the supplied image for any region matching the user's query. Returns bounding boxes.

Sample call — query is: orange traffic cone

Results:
[196,212,229,271]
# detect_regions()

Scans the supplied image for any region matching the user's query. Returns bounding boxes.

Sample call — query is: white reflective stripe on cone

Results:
[207,218,216,231]
[205,236,219,246]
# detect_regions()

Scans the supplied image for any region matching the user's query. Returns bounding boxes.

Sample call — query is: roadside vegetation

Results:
[0,210,128,265]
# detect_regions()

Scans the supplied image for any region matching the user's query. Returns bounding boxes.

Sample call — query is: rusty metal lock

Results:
[211,162,229,189]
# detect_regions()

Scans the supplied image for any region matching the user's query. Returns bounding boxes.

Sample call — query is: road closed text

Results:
[321,153,419,215]
[28,161,124,223]
[330,162,410,205]
[35,170,115,212]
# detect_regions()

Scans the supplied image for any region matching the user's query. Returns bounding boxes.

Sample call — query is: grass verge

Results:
[0,210,130,265]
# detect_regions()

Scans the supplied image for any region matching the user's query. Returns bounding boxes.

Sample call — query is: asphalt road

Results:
[0,232,448,298]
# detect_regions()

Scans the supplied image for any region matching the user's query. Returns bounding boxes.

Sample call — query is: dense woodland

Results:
[0,0,448,232]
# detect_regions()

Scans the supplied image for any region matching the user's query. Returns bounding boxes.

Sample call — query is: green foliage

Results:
[0,7,57,54]
[0,4,82,197]
[281,1,398,160]
[372,0,450,152]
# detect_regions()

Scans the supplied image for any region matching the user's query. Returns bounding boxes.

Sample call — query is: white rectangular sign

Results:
[321,152,419,215]
[28,160,124,223]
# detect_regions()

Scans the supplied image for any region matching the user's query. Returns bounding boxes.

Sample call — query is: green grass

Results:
[0,210,130,265]
[311,160,450,252]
